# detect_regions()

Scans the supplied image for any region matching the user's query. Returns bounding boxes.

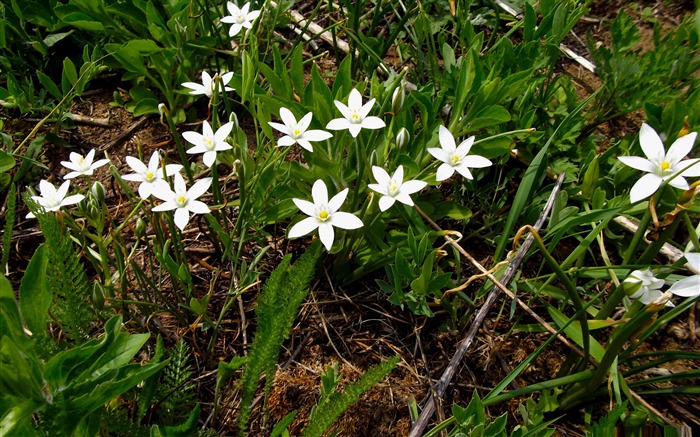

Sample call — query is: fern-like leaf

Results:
[238,241,322,435]
[1,182,16,271]
[302,355,401,437]
[156,339,196,426]
[138,335,167,422]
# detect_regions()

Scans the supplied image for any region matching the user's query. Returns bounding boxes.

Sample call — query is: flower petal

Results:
[400,180,428,195]
[55,180,71,199]
[639,123,665,163]
[371,166,391,186]
[665,132,697,165]
[454,164,474,180]
[277,136,296,147]
[318,222,335,250]
[427,147,448,163]
[61,194,85,207]
[329,211,363,230]
[436,163,455,181]
[126,156,149,174]
[678,158,700,177]
[302,129,332,142]
[269,121,291,135]
[326,118,351,131]
[288,216,319,239]
[618,156,656,173]
[328,188,349,213]
[378,195,395,211]
[684,252,700,271]
[138,183,153,199]
[630,172,662,203]
[182,131,204,147]
[188,177,212,200]
[348,124,362,138]
[152,200,178,211]
[438,125,456,152]
[296,139,313,152]
[297,112,313,131]
[187,200,210,214]
[360,98,376,118]
[333,101,352,120]
[173,208,190,231]
[368,183,387,196]
[311,179,329,205]
[164,164,183,176]
[456,136,475,155]
[202,151,217,167]
[293,198,317,217]
[348,89,362,110]
[462,155,492,169]
[668,275,700,297]
[666,175,689,190]
[279,107,297,128]
[360,116,386,130]
[215,122,234,143]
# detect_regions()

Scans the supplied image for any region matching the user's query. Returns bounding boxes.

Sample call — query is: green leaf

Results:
[37,71,62,101]
[62,57,78,95]
[547,305,605,363]
[468,105,511,131]
[18,244,50,337]
[0,150,15,173]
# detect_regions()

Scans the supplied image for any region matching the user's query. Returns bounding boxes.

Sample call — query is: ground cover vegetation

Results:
[1,0,700,434]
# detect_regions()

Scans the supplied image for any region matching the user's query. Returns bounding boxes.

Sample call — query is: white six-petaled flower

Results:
[182,71,234,98]
[288,179,363,251]
[428,126,493,182]
[183,120,234,168]
[618,123,699,203]
[27,180,85,218]
[326,89,386,138]
[220,1,261,37]
[152,173,212,231]
[268,107,332,152]
[122,151,183,200]
[61,149,110,179]
[623,269,672,307]
[368,165,427,211]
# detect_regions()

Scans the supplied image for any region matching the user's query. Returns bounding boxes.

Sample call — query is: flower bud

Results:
[158,103,168,124]
[396,128,410,148]
[135,217,147,239]
[392,83,405,113]
[91,181,106,203]
[229,112,239,130]
[91,282,105,310]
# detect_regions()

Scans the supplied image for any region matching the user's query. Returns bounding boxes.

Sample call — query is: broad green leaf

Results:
[468,105,511,131]
[0,150,15,173]
[548,305,605,363]
[19,244,50,337]
[36,71,62,101]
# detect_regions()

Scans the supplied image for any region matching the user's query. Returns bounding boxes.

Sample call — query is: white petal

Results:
[126,156,149,174]
[296,139,313,152]
[360,116,386,130]
[247,10,261,21]
[182,82,207,94]
[85,149,96,163]
[378,195,395,211]
[182,131,204,147]
[138,183,153,199]
[665,132,697,165]
[462,155,492,169]
[293,198,317,217]
[202,151,217,167]
[187,144,208,155]
[329,211,363,230]
[393,165,404,183]
[173,172,187,193]
[269,121,291,135]
[348,89,363,110]
[427,147,449,163]
[400,180,428,195]
[456,136,475,155]
[454,164,474,180]
[436,164,455,181]
[318,222,335,251]
[229,24,243,36]
[328,188,349,213]
[188,177,212,200]
[61,160,81,172]
[187,200,210,214]
[288,216,320,239]
[215,122,234,143]
[684,252,700,271]
[122,173,144,182]
[679,158,700,177]
[368,183,388,196]
[630,173,663,203]
[311,179,329,205]
[152,200,178,211]
[279,107,297,128]
[438,125,456,152]
[639,123,665,163]
[55,180,71,199]
[669,275,700,297]
[63,171,82,180]
[91,158,110,170]
[348,124,362,138]
[297,112,313,131]
[277,136,296,147]
[61,194,85,207]
[226,1,238,15]
[173,208,190,231]
[326,118,351,131]
[333,101,352,120]
[301,129,332,142]
[666,175,689,190]
[164,164,183,176]
[371,166,391,186]
[220,16,236,24]
[618,156,656,173]
[360,98,376,118]
[394,192,415,206]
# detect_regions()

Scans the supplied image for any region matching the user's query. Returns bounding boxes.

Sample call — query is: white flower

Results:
[220,2,261,37]
[152,173,211,231]
[326,89,386,138]
[183,120,234,167]
[368,165,427,211]
[428,125,493,182]
[26,180,84,218]
[122,151,183,200]
[288,180,363,251]
[624,269,672,307]
[268,107,332,152]
[668,252,700,298]
[182,71,234,98]
[61,149,110,179]
[618,123,699,203]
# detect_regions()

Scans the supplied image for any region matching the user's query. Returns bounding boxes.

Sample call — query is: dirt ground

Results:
[3,1,700,435]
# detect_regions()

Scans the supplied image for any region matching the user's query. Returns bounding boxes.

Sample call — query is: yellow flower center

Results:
[450,154,460,165]
[660,161,670,171]
[145,171,155,181]
[318,210,329,221]
[293,128,301,137]
[389,180,399,195]
[205,137,214,150]
[176,195,187,206]
[350,110,361,123]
